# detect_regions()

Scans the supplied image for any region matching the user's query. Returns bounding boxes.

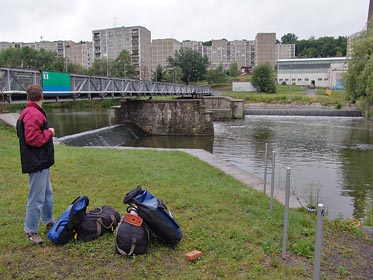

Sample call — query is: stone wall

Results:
[202,96,244,120]
[118,99,214,136]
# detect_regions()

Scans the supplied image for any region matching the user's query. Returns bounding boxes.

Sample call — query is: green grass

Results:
[0,124,319,279]
[1,123,370,279]
[221,85,349,107]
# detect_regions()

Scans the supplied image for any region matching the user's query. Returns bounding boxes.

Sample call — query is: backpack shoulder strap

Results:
[67,195,89,230]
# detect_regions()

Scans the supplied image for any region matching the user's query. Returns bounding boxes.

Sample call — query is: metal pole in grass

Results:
[263,143,268,194]
[270,151,276,212]
[282,167,291,259]
[313,203,325,280]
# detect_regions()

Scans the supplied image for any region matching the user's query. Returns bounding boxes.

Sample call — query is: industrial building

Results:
[277,57,349,89]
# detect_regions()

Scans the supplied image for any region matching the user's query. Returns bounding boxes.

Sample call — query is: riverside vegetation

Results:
[0,122,372,279]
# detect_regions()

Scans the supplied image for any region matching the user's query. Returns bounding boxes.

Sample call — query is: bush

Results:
[252,64,276,93]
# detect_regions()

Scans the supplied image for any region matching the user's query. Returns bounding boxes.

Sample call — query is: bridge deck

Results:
[0,67,211,103]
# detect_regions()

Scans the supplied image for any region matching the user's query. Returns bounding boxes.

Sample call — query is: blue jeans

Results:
[24,168,54,234]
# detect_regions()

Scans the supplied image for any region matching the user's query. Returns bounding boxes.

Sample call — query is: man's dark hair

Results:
[26,84,43,101]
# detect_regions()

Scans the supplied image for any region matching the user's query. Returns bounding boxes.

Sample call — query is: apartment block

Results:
[255,33,276,68]
[0,42,22,51]
[92,26,152,79]
[65,41,93,69]
[151,38,181,71]
[179,39,255,71]
[181,40,212,65]
[181,40,204,54]
[276,43,295,59]
[22,40,66,57]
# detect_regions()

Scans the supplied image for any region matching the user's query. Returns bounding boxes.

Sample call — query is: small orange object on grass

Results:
[185,250,202,261]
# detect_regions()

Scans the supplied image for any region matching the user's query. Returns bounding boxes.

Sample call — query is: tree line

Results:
[0,47,137,78]
[344,21,373,103]
[280,33,347,57]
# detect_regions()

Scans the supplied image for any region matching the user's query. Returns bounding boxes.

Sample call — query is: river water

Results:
[44,107,373,220]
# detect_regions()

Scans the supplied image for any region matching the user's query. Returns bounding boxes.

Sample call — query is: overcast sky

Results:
[1,0,370,43]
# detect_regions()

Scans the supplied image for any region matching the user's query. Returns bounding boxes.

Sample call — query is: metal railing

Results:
[0,67,212,103]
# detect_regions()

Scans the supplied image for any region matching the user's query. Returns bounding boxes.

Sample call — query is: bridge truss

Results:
[0,67,212,103]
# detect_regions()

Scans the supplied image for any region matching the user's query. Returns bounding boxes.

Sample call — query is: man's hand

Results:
[49,128,55,136]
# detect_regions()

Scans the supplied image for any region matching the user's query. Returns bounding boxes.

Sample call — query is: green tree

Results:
[152,64,167,82]
[345,27,373,102]
[88,59,109,76]
[229,62,239,77]
[164,67,182,83]
[281,33,298,44]
[252,64,276,93]
[0,48,23,67]
[206,64,227,84]
[110,50,135,78]
[295,36,347,57]
[66,62,88,75]
[167,47,209,84]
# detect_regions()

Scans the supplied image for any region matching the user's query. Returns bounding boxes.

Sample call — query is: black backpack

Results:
[123,186,182,246]
[115,210,150,256]
[47,195,89,245]
[76,205,121,242]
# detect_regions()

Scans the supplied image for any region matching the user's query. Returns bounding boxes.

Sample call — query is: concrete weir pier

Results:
[116,98,214,136]
[113,96,244,136]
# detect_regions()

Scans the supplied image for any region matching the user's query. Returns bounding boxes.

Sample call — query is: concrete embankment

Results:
[245,103,362,117]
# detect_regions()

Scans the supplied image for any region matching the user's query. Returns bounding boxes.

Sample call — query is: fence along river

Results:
[40,107,373,220]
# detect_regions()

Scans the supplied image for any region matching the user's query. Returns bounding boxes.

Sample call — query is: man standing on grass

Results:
[16,84,55,245]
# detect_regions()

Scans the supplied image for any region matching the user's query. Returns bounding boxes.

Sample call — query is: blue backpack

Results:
[123,187,182,246]
[48,195,89,245]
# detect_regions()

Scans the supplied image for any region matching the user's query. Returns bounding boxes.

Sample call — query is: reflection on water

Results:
[213,116,373,219]
[46,107,117,138]
[45,107,373,220]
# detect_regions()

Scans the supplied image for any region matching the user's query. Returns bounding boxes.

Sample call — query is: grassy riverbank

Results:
[0,123,372,279]
[220,85,349,108]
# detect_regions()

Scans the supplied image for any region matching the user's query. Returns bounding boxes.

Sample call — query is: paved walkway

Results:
[0,112,19,127]
[1,112,299,208]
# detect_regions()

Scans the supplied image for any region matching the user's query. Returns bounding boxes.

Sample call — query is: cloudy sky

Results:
[1,0,370,43]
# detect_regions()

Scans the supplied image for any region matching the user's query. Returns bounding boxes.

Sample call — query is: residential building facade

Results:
[65,41,93,69]
[0,42,22,51]
[276,43,296,59]
[151,38,181,71]
[179,39,255,71]
[22,40,66,57]
[92,26,152,79]
[255,33,277,68]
